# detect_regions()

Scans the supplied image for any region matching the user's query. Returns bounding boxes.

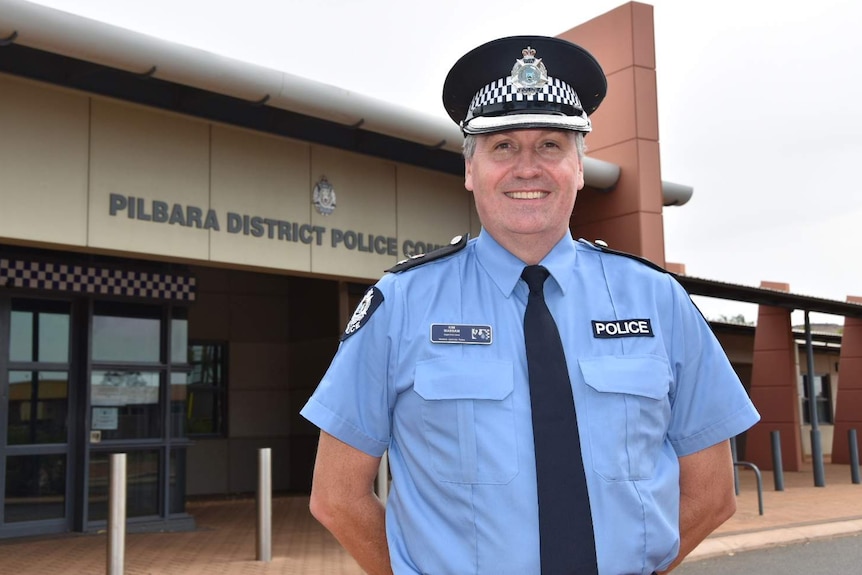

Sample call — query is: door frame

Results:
[0,295,77,538]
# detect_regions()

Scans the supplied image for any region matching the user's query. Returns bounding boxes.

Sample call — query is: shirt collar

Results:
[475,229,577,297]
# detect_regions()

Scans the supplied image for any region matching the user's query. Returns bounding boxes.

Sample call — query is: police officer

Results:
[301,35,759,575]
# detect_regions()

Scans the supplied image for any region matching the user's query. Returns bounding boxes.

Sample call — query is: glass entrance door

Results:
[85,301,190,528]
[0,298,73,537]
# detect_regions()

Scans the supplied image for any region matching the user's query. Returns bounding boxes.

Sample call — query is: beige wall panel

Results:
[396,166,474,254]
[88,100,210,258]
[309,146,397,279]
[210,126,313,270]
[0,75,89,245]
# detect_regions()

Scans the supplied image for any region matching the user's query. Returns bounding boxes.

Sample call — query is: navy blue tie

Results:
[521,265,598,575]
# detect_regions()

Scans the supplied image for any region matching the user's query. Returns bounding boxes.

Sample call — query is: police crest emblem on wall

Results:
[312,176,336,215]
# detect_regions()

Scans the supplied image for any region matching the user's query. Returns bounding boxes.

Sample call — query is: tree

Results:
[714,313,754,326]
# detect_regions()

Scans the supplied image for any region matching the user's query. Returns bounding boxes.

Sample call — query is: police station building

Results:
[1,0,862,540]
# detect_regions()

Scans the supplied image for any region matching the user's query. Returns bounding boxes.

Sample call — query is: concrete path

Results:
[0,463,860,574]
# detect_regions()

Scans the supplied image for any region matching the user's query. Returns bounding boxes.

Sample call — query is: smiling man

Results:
[301,36,759,575]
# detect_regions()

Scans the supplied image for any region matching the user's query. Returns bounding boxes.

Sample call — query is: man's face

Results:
[465,129,584,250]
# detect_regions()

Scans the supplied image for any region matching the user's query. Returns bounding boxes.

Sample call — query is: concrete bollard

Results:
[108,453,126,575]
[257,448,272,562]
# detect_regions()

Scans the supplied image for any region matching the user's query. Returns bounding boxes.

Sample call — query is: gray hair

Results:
[462,131,586,161]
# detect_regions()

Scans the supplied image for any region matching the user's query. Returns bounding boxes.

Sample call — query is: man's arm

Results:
[308,431,393,575]
[659,439,736,573]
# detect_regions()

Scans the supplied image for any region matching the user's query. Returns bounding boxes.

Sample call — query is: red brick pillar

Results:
[831,296,862,464]
[557,2,666,266]
[746,281,803,471]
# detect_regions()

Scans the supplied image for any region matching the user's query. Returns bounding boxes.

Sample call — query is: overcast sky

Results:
[25,0,862,324]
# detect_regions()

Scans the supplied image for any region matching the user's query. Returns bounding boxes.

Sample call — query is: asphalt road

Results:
[676,533,862,574]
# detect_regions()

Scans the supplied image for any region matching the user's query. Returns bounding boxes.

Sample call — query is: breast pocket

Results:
[578,355,671,481]
[414,358,517,484]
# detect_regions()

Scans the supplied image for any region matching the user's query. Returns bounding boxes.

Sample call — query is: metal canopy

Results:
[677,275,862,319]
[0,0,698,202]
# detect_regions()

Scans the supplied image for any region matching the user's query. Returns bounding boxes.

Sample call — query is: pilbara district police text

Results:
[108,194,444,258]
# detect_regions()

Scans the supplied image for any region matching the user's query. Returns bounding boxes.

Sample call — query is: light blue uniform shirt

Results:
[301,231,760,575]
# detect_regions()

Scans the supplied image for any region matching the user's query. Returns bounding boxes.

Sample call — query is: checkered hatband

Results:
[466,76,583,121]
[0,258,196,302]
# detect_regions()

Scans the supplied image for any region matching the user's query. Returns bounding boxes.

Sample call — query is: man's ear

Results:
[464,158,474,191]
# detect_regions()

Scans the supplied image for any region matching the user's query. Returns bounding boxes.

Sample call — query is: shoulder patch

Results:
[385,234,468,273]
[341,286,384,341]
[580,239,672,275]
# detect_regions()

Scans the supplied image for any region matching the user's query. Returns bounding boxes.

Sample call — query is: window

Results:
[90,370,160,440]
[4,454,67,523]
[92,302,161,363]
[10,301,70,363]
[88,450,159,521]
[8,371,69,445]
[8,300,71,446]
[801,374,833,425]
[186,342,227,436]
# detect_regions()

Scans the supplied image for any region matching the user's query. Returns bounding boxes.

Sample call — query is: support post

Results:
[108,453,126,575]
[770,430,784,491]
[850,429,861,485]
[804,311,826,487]
[256,448,272,562]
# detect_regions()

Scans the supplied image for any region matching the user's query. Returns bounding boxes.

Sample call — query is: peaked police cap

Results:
[442,35,607,135]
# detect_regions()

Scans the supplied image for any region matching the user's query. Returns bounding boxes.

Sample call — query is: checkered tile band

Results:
[0,259,196,302]
[467,76,582,116]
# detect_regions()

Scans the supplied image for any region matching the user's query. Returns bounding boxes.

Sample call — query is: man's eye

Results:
[494,142,512,150]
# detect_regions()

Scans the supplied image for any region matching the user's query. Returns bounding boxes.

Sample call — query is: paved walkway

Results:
[689,461,862,561]
[1,463,860,574]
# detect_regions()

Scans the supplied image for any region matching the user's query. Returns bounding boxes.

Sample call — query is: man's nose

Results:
[512,149,542,178]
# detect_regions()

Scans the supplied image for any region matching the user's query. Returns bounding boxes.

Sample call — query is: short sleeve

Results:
[665,277,760,456]
[299,279,400,457]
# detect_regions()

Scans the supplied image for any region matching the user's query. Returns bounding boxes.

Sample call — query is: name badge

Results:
[430,324,493,344]
[592,319,654,338]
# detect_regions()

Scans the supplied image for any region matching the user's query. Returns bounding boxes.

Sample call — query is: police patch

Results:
[592,319,654,338]
[341,286,384,341]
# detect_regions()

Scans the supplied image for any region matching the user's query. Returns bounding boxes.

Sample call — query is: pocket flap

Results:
[578,354,670,400]
[414,358,514,400]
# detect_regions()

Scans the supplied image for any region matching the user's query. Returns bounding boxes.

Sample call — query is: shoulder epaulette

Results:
[581,239,673,276]
[385,234,469,273]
